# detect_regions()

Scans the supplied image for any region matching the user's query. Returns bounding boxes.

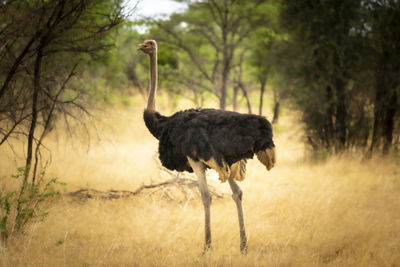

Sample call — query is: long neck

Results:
[147,51,157,111]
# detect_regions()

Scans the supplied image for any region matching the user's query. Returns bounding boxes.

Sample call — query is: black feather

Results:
[143,108,275,173]
[143,109,168,139]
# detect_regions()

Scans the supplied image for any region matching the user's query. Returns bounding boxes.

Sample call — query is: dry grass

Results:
[1,103,400,266]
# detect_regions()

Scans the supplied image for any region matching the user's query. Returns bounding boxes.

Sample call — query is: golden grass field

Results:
[1,100,400,266]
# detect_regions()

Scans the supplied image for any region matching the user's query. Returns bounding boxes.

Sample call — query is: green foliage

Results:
[0,0,126,154]
[77,24,152,105]
[0,191,14,243]
[117,0,400,154]
[277,0,399,153]
[0,165,65,245]
[143,0,279,109]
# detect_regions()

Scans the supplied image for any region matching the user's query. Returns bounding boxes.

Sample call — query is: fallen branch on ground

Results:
[67,177,224,201]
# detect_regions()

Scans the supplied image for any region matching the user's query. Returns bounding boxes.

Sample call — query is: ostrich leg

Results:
[228,178,248,253]
[188,157,212,252]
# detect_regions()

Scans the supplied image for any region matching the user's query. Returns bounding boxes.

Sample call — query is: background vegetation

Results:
[0,0,399,266]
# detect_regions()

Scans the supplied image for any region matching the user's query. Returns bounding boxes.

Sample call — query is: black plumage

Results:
[144,108,275,173]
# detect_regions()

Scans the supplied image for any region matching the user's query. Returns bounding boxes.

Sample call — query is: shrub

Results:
[0,165,65,245]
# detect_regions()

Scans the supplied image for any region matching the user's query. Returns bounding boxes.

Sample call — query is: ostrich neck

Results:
[147,51,157,111]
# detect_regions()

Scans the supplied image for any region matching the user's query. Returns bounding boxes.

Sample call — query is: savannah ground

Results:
[1,97,400,266]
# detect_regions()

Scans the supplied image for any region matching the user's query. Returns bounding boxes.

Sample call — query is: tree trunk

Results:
[220,64,229,110]
[233,85,239,111]
[272,101,280,124]
[25,44,43,182]
[335,77,347,150]
[129,61,145,97]
[0,35,38,101]
[239,82,252,114]
[258,80,266,116]
[220,23,231,111]
[325,85,335,149]
[370,59,395,154]
[382,87,397,154]
[272,90,280,124]
[370,90,383,153]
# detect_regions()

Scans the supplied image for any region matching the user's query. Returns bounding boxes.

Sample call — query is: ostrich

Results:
[138,40,275,253]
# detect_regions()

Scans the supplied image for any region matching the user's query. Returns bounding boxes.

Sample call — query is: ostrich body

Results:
[139,40,275,253]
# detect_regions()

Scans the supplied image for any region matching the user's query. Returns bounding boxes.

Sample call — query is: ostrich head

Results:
[138,39,157,55]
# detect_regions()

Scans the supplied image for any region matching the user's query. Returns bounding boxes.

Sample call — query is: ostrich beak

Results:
[137,43,145,51]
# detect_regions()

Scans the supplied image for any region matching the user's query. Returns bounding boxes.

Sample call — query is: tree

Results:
[148,0,272,110]
[0,0,126,182]
[277,0,400,155]
[279,0,365,152]
[367,0,400,154]
[245,1,281,117]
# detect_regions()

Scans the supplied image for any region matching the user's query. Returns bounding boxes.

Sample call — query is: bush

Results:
[0,165,65,245]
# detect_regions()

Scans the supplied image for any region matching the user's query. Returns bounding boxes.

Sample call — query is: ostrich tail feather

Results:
[256,147,276,171]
